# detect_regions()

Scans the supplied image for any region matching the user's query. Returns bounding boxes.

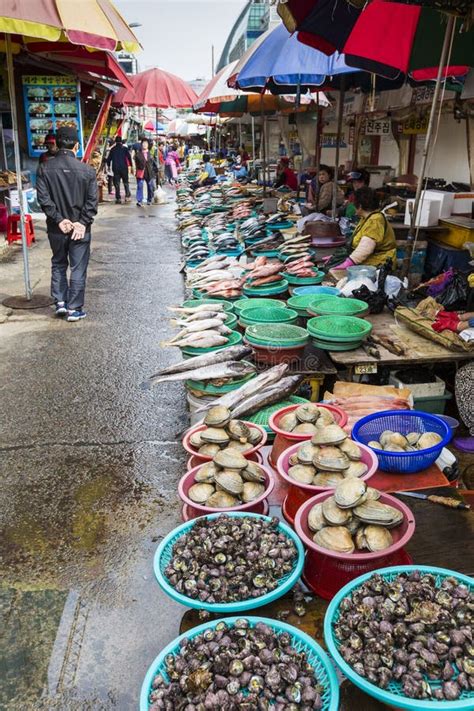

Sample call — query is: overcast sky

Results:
[115,0,247,81]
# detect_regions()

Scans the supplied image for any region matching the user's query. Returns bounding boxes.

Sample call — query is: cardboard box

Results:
[404,197,440,227]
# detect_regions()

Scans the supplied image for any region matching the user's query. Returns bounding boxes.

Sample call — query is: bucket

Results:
[186,391,216,426]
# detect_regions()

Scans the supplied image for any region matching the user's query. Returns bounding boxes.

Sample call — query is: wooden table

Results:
[328,311,474,378]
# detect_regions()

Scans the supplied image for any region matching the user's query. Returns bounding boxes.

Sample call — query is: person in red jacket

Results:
[274,157,298,191]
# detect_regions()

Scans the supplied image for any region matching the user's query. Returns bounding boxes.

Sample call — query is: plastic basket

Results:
[245,323,309,347]
[243,279,289,296]
[324,565,474,710]
[307,316,373,342]
[352,410,452,473]
[181,298,234,312]
[311,296,369,317]
[181,330,243,357]
[183,421,267,461]
[245,395,308,434]
[293,285,341,297]
[283,270,325,286]
[185,366,255,395]
[234,297,285,316]
[287,294,331,315]
[140,616,340,711]
[154,513,305,613]
[240,306,298,326]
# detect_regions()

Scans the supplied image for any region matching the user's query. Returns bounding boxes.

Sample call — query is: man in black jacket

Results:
[106,135,132,204]
[36,127,98,322]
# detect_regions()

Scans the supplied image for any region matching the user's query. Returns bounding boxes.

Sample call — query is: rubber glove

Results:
[332,257,354,270]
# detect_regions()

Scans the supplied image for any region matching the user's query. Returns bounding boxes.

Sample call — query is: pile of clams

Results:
[368,430,443,453]
[188,454,268,509]
[149,619,326,710]
[334,570,474,701]
[307,481,403,555]
[165,515,297,604]
[278,403,338,435]
[189,406,263,457]
[286,415,368,487]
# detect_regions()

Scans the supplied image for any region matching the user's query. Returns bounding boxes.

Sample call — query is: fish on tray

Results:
[161,332,229,349]
[151,346,253,378]
[249,274,283,286]
[144,360,256,387]
[231,375,304,419]
[196,363,289,413]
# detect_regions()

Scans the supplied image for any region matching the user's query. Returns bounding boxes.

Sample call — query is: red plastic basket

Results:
[182,422,267,462]
[245,341,306,367]
[277,442,378,525]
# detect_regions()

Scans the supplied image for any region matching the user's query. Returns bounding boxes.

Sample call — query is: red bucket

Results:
[182,422,267,463]
[277,442,379,526]
[247,342,306,367]
[294,491,415,599]
[178,462,275,521]
[268,403,347,468]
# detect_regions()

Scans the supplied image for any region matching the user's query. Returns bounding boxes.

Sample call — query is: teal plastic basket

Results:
[154,513,304,613]
[243,279,289,297]
[325,565,474,710]
[310,296,369,317]
[245,322,309,347]
[181,330,242,357]
[307,316,373,342]
[223,312,238,329]
[240,306,298,327]
[234,297,284,316]
[311,337,363,351]
[287,294,328,316]
[182,298,233,312]
[283,270,325,286]
[141,616,340,711]
[246,395,309,434]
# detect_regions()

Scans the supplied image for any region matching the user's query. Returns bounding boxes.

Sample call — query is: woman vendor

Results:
[333,186,397,269]
[304,165,344,215]
[274,157,298,191]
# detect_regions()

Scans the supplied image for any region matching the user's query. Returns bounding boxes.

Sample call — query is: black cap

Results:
[56,126,78,144]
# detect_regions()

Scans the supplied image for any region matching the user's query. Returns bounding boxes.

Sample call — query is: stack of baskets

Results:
[307,315,373,351]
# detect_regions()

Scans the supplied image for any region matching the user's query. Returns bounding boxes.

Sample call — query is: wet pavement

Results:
[0,195,189,709]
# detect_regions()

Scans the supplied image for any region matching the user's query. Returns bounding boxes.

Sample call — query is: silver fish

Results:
[144,361,255,387]
[151,346,253,377]
[168,304,225,314]
[173,311,227,323]
[196,363,289,413]
[230,376,304,419]
[162,333,229,348]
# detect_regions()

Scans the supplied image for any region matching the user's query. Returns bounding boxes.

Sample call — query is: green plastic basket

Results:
[243,279,289,296]
[283,270,325,286]
[307,316,373,342]
[311,337,364,351]
[246,395,309,434]
[287,294,329,315]
[325,565,474,711]
[185,362,256,395]
[310,296,369,317]
[240,306,298,327]
[245,323,309,347]
[234,297,283,316]
[181,330,243,357]
[224,312,238,329]
[182,298,234,312]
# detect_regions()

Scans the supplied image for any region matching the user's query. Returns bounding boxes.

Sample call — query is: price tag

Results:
[355,363,378,375]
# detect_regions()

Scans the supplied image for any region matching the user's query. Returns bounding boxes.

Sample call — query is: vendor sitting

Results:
[231,155,248,180]
[274,157,298,191]
[333,187,397,269]
[194,154,217,188]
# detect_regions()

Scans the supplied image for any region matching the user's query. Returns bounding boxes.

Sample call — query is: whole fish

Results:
[167,320,232,343]
[250,275,283,286]
[162,333,229,348]
[173,311,227,323]
[247,263,284,279]
[153,346,253,376]
[144,361,256,388]
[168,304,225,314]
[231,376,304,419]
[196,363,289,413]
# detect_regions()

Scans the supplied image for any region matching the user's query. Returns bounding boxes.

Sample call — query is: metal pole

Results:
[6,34,32,300]
[332,81,345,219]
[251,116,256,171]
[402,15,455,277]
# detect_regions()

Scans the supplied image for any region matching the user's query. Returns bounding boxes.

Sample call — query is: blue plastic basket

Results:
[154,513,304,613]
[141,616,340,711]
[352,410,451,473]
[324,565,474,710]
[293,285,341,297]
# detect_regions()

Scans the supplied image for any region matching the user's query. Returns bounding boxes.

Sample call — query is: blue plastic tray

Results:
[352,410,451,473]
[154,513,304,613]
[141,616,340,711]
[324,565,474,710]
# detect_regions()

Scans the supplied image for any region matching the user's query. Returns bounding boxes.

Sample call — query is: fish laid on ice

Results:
[168,303,225,314]
[144,361,256,387]
[196,363,289,413]
[150,346,253,378]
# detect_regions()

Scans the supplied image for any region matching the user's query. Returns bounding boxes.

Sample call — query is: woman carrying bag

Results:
[134,138,158,207]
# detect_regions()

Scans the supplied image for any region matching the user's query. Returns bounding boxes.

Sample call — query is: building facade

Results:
[217,0,279,72]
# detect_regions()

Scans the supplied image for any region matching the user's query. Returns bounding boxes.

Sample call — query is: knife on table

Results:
[397,491,470,510]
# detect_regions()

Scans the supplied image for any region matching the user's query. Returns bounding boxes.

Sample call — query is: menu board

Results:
[22,76,84,158]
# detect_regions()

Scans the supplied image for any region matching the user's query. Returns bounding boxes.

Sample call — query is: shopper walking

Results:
[165,147,180,185]
[134,138,158,206]
[36,127,98,322]
[106,136,132,204]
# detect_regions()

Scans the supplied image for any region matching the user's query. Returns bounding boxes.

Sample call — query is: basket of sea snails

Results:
[178,451,275,521]
[277,432,379,526]
[294,482,416,600]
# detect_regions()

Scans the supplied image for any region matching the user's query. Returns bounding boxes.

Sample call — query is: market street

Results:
[0,196,189,710]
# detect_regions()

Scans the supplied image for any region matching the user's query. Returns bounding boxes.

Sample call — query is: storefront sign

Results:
[363,119,391,136]
[399,115,429,134]
[321,133,347,148]
[22,75,84,158]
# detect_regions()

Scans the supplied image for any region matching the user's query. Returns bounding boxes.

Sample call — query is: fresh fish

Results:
[196,363,289,413]
[168,304,225,314]
[172,311,227,323]
[231,376,304,419]
[250,275,283,287]
[162,333,229,348]
[167,319,232,343]
[144,361,256,387]
[151,346,253,377]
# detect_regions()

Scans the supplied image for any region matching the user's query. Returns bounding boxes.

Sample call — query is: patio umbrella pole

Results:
[332,80,345,219]
[403,14,455,278]
[5,34,32,301]
[251,116,256,171]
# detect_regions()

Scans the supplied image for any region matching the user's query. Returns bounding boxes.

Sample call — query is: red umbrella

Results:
[113,67,198,108]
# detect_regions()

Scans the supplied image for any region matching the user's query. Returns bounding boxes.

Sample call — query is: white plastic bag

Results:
[154,186,168,204]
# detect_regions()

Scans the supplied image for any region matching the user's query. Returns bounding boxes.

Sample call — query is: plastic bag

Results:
[154,186,168,205]
[437,272,468,311]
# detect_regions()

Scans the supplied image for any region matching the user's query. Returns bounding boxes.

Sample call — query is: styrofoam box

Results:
[389,372,446,398]
[404,197,441,227]
[422,190,455,219]
[452,192,474,215]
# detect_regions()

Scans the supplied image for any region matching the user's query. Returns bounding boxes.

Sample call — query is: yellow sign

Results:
[400,116,429,134]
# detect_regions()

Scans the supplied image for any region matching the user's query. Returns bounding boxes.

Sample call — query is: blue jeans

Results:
[137,178,152,204]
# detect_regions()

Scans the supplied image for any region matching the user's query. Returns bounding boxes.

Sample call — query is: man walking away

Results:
[106,136,132,204]
[36,126,98,323]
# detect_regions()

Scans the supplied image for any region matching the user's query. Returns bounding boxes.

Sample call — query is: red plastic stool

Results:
[7,214,35,246]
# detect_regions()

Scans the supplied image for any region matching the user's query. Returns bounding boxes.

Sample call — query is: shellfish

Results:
[314,526,355,554]
[334,479,367,509]
[314,446,350,472]
[204,405,231,428]
[312,424,347,446]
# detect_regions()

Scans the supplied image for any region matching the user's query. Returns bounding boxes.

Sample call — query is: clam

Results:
[227,419,251,443]
[200,427,229,445]
[365,487,381,501]
[314,446,350,472]
[346,517,361,535]
[353,500,404,528]
[293,423,318,435]
[344,461,369,479]
[188,482,215,503]
[189,430,203,448]
[247,427,263,446]
[406,432,421,446]
[368,440,382,449]
[214,450,247,470]
[215,470,244,496]
[242,461,265,483]
[356,525,393,552]
[417,432,442,449]
[194,461,218,483]
[316,408,336,425]
[242,481,265,503]
[288,453,300,466]
[226,440,252,453]
[338,439,362,461]
[288,465,316,484]
[307,503,325,532]
[295,403,320,423]
[204,405,231,428]
[386,432,408,449]
[314,526,355,554]
[312,471,345,487]
[206,491,239,508]
[383,444,405,452]
[297,442,320,465]
[198,443,221,457]
[279,412,298,432]
[334,479,367,509]
[379,430,394,447]
[312,424,347,446]
[322,496,352,526]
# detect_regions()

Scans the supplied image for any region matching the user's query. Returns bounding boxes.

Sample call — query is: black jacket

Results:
[134,149,158,181]
[106,143,132,173]
[36,150,98,233]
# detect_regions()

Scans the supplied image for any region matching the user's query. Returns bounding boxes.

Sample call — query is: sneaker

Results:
[136,202,142,207]
[115,199,122,204]
[67,309,87,322]
[55,301,67,316]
